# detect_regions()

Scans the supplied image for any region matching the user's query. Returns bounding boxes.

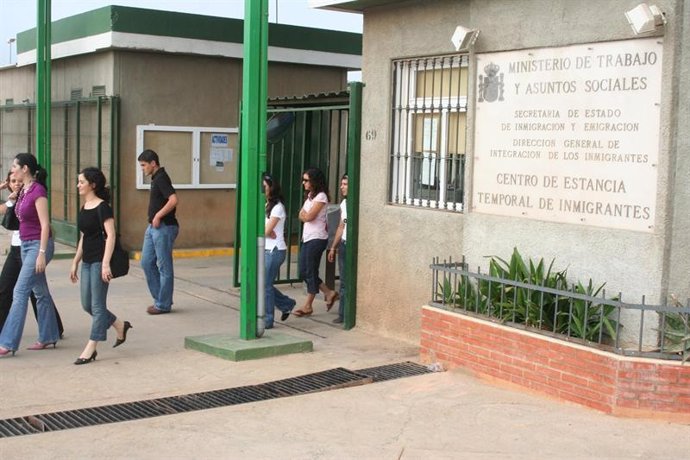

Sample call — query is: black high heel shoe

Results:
[113,321,132,348]
[74,350,97,365]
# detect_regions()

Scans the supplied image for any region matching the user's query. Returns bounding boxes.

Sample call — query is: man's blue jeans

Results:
[80,261,116,341]
[0,239,59,351]
[141,223,179,312]
[264,248,295,328]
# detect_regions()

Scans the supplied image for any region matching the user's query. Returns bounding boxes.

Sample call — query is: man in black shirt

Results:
[138,149,179,314]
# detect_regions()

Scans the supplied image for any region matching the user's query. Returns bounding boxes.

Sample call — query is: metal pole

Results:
[344,82,363,330]
[97,96,102,170]
[256,236,266,337]
[239,0,268,339]
[36,0,51,203]
[7,38,15,64]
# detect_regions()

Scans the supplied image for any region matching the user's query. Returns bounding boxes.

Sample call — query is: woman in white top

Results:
[263,173,296,328]
[327,174,348,325]
[293,168,338,317]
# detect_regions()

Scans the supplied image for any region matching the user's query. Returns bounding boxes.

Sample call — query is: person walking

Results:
[69,167,132,365]
[0,154,60,356]
[137,149,179,315]
[293,167,338,318]
[0,172,64,336]
[327,174,348,325]
[262,172,296,329]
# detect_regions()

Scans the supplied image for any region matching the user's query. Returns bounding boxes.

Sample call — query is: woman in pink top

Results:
[293,168,338,317]
[0,154,60,356]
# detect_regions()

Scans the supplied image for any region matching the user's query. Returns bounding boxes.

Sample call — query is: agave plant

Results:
[486,248,569,330]
[437,272,489,314]
[435,248,619,345]
[660,296,690,362]
[559,279,619,342]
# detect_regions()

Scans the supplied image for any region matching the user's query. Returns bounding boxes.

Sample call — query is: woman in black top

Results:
[69,167,132,365]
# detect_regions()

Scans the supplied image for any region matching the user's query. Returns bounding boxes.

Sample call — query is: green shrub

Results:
[561,280,619,342]
[660,296,690,362]
[437,247,618,343]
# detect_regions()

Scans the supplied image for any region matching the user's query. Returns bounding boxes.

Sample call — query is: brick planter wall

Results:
[420,306,690,420]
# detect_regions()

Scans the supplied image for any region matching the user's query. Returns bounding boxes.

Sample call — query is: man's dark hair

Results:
[137,149,160,165]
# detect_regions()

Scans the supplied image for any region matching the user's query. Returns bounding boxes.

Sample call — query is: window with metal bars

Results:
[91,85,106,97]
[389,54,469,212]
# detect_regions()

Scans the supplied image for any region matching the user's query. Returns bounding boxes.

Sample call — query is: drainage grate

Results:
[0,362,433,438]
[355,361,434,382]
[0,367,370,438]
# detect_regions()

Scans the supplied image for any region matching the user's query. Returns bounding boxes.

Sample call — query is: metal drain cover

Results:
[0,362,433,438]
[0,367,370,438]
[355,361,435,382]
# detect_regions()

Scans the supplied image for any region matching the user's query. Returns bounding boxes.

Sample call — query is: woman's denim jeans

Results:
[0,239,59,351]
[337,240,346,321]
[81,261,116,341]
[264,248,295,327]
[141,223,179,312]
[299,238,328,294]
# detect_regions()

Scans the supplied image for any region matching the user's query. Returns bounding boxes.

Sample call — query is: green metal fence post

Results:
[36,0,52,200]
[239,0,268,340]
[110,97,120,229]
[344,82,363,330]
[97,96,103,170]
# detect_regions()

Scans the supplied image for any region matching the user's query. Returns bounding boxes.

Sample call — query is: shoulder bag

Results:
[1,203,19,231]
[96,203,129,278]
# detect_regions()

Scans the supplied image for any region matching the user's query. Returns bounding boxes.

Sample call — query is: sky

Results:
[0,0,362,66]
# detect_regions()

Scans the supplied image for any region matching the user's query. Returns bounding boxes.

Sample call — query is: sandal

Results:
[326,292,339,312]
[293,309,313,317]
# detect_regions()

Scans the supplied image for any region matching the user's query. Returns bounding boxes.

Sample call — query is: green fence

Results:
[233,93,352,286]
[0,97,121,245]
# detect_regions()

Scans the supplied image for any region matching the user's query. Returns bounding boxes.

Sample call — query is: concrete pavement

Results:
[0,252,689,459]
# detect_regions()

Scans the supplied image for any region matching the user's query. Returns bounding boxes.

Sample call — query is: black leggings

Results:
[0,245,64,335]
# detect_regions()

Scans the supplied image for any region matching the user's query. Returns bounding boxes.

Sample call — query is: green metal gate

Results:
[0,96,121,246]
[233,90,352,286]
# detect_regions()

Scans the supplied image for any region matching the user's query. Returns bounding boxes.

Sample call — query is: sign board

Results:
[473,38,663,232]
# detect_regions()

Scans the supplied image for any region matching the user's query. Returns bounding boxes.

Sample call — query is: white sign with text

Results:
[473,38,663,232]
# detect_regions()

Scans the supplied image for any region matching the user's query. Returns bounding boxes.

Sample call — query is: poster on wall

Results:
[473,38,663,232]
[210,133,233,172]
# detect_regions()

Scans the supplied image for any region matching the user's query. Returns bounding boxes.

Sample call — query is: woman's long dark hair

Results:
[263,172,284,218]
[303,167,329,201]
[15,153,47,187]
[81,167,111,204]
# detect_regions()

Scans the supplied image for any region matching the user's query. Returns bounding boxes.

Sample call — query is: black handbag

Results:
[97,204,129,278]
[109,237,130,278]
[1,204,19,231]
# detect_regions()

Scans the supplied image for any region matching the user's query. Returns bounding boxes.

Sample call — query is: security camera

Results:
[625,3,666,35]
[451,25,480,52]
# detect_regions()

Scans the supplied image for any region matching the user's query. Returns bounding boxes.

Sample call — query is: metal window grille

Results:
[91,85,106,97]
[389,54,469,212]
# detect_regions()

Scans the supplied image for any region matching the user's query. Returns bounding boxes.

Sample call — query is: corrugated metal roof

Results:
[268,90,350,107]
[310,0,403,13]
